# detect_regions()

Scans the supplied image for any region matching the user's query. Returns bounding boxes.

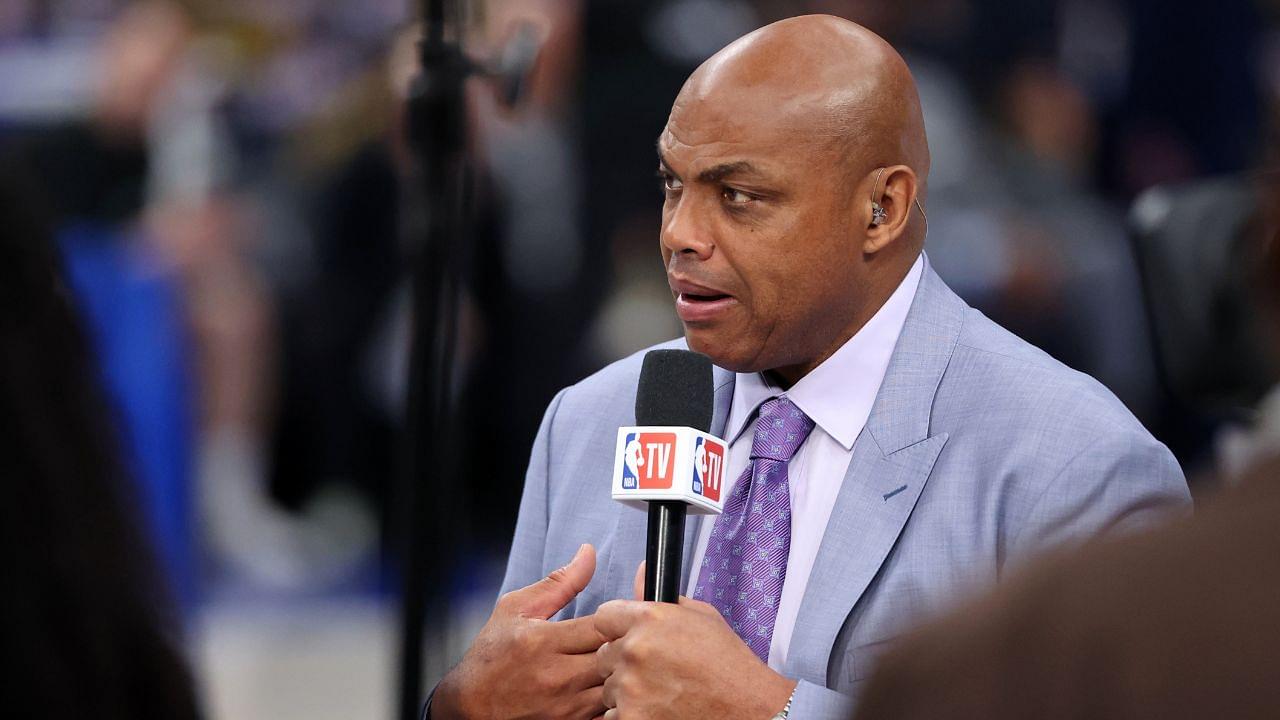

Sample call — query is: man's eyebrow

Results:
[655,147,764,184]
[695,161,760,184]
[657,146,674,174]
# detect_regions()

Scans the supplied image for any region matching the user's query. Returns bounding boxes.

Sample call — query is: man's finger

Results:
[596,639,620,678]
[633,560,646,601]
[593,599,653,641]
[557,652,608,692]
[573,685,605,720]
[501,544,597,620]
[602,671,621,711]
[677,595,719,618]
[545,614,609,654]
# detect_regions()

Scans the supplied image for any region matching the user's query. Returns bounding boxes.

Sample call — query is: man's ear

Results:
[863,164,918,255]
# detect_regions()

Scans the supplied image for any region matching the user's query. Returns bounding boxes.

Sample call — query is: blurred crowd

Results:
[0,0,1275,718]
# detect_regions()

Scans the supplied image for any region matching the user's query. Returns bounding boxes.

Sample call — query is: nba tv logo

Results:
[622,432,677,489]
[692,437,724,502]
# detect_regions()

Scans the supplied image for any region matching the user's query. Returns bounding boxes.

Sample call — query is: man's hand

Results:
[433,544,607,720]
[593,586,796,719]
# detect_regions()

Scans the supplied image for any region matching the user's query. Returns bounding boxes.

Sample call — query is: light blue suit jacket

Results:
[499,265,1190,717]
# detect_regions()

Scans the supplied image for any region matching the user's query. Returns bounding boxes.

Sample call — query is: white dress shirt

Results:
[688,253,924,671]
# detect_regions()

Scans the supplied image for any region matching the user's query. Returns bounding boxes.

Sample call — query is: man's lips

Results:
[670,278,738,323]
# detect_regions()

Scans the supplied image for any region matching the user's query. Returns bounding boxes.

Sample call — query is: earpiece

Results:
[870,168,888,226]
[869,166,929,237]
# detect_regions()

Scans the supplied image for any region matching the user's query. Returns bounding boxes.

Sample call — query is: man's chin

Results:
[683,331,760,373]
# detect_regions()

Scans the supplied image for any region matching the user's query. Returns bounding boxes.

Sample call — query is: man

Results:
[430,15,1190,720]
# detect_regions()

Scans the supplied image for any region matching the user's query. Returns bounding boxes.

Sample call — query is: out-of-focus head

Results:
[657,14,929,383]
[96,0,191,137]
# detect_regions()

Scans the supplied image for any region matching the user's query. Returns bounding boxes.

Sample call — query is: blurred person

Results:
[986,61,1156,418]
[853,179,1280,720]
[888,51,1165,454]
[5,0,385,599]
[5,0,332,600]
[908,48,1161,426]
[429,15,1188,720]
[454,0,606,552]
[263,1,597,589]
[0,173,202,719]
[6,0,203,603]
[151,192,381,593]
[257,13,498,591]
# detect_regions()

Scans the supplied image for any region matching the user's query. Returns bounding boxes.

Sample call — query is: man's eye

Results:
[664,175,684,191]
[722,187,752,204]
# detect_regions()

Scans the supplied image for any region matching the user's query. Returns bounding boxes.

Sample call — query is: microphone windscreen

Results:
[636,349,714,432]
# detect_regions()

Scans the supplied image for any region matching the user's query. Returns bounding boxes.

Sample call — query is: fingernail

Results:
[573,543,588,562]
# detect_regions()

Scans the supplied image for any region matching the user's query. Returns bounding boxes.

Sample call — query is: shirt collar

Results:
[724,253,925,450]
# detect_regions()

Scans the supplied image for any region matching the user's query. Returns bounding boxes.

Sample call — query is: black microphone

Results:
[634,349,714,603]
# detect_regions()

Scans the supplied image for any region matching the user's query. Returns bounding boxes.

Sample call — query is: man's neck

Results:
[768,252,922,387]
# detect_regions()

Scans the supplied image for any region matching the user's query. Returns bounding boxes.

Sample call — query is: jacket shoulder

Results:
[942,307,1148,437]
[553,338,690,421]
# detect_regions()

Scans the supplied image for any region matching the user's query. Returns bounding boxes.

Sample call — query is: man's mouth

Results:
[674,290,738,323]
[669,277,738,322]
[680,291,732,303]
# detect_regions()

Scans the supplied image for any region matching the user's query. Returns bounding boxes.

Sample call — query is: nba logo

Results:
[692,437,724,502]
[622,432,677,489]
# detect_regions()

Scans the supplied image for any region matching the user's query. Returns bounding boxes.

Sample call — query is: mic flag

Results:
[612,425,728,514]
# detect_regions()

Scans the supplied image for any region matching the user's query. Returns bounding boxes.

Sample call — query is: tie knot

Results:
[750,396,814,462]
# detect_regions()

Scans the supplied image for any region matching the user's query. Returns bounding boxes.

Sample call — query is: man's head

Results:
[657,15,929,385]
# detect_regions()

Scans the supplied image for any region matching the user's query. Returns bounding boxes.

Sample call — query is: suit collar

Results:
[782,259,966,683]
[864,256,966,454]
[711,364,734,439]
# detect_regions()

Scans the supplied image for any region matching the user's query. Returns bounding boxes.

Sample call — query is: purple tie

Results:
[693,396,814,661]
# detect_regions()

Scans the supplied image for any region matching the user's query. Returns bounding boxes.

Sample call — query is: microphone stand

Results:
[397,1,469,718]
[397,2,542,718]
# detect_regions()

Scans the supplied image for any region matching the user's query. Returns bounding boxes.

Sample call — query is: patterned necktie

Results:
[693,396,815,661]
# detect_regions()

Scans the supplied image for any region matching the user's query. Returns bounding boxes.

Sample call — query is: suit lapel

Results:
[784,262,967,683]
[783,431,948,682]
[603,363,736,602]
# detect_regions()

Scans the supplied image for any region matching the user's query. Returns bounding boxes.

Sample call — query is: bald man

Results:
[429,15,1189,720]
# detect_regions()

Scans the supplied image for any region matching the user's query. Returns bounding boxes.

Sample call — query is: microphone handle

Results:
[644,501,687,603]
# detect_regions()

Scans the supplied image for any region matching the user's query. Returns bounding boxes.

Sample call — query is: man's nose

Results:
[660,194,714,260]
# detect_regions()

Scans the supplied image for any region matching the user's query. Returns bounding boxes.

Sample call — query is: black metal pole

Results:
[398,0,470,717]
[396,2,543,715]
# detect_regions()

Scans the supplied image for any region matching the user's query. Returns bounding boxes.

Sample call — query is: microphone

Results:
[612,350,728,602]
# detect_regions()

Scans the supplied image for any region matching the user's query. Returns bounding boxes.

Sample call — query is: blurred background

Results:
[0,0,1276,718]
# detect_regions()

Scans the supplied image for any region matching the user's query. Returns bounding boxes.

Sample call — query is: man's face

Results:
[658,95,867,377]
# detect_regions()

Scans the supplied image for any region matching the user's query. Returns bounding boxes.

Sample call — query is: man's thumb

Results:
[504,543,596,620]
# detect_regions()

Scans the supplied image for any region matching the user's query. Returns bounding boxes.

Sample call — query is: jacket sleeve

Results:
[788,679,858,719]
[498,387,569,596]
[1009,428,1191,566]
